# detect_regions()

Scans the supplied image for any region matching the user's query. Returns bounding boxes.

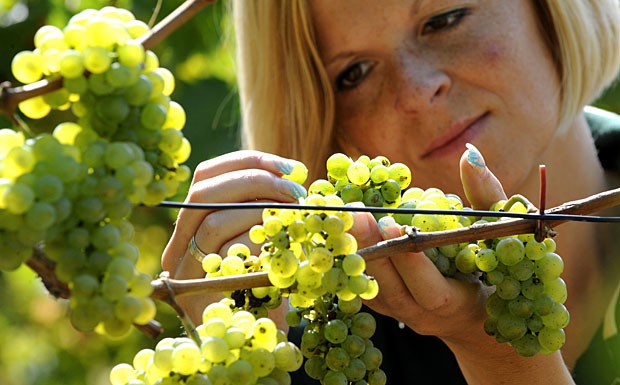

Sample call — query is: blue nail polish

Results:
[283,180,307,200]
[466,143,486,169]
[378,216,396,238]
[274,159,295,176]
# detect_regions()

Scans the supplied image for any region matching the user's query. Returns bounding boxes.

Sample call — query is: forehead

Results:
[309,0,418,62]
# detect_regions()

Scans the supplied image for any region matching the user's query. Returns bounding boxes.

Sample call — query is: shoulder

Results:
[584,106,620,171]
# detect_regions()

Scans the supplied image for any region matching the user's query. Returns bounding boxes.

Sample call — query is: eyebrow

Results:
[324,0,423,68]
[325,51,356,67]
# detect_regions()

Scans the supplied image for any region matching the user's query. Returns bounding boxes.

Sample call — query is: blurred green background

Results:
[1,1,620,385]
[0,1,240,384]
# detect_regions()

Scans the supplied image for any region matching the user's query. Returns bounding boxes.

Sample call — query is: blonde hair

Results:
[536,0,620,131]
[232,0,620,174]
[232,1,334,182]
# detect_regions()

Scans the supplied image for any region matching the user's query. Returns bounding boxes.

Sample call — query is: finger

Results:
[162,170,306,274]
[192,150,306,183]
[348,211,382,249]
[460,143,507,210]
[197,207,263,257]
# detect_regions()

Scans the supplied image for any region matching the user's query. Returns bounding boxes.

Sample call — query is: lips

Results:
[420,112,488,159]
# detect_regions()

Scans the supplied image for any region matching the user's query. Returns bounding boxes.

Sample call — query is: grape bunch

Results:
[317,152,568,357]
[1,6,192,337]
[110,300,304,385]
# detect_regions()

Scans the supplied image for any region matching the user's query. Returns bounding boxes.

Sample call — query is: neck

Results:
[517,113,607,208]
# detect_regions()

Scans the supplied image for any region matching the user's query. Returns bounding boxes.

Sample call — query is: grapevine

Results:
[0,6,192,338]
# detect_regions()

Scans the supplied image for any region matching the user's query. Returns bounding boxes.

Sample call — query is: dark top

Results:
[289,106,620,384]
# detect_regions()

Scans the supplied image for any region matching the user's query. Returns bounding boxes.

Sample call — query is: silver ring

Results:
[188,236,208,263]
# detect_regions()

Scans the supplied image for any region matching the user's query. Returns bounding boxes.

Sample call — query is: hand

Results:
[161,150,307,323]
[349,145,573,384]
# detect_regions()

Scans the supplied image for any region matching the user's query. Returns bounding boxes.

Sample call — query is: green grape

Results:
[11,50,44,83]
[124,74,153,106]
[475,248,498,272]
[200,336,229,363]
[495,237,525,266]
[507,295,534,318]
[25,201,57,230]
[305,356,328,380]
[367,369,387,385]
[360,346,382,371]
[117,39,145,67]
[105,62,139,88]
[497,313,527,341]
[534,252,564,281]
[327,153,352,180]
[272,341,303,372]
[521,277,545,300]
[59,49,85,78]
[308,247,333,273]
[2,182,35,214]
[339,184,363,203]
[369,164,389,185]
[497,276,521,300]
[172,342,202,376]
[342,253,366,276]
[110,363,136,385]
[83,46,112,74]
[350,312,376,339]
[537,327,565,351]
[533,293,555,316]
[339,296,363,314]
[380,179,401,202]
[507,258,535,281]
[544,277,567,304]
[455,246,477,274]
[362,188,383,207]
[525,239,547,261]
[540,302,570,329]
[324,319,348,344]
[388,163,411,189]
[323,370,348,385]
[227,359,256,385]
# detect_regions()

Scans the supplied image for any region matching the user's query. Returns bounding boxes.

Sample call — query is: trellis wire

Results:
[157,201,620,223]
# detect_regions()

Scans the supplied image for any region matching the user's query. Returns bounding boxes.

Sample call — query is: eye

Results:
[335,61,374,91]
[422,7,470,34]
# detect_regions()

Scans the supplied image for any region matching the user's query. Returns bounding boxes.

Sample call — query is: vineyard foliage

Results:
[0,1,620,385]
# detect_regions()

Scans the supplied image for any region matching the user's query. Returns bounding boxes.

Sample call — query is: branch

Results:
[25,245,164,339]
[0,0,216,117]
[150,187,620,297]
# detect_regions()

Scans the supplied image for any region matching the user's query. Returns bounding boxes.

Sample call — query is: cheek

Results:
[481,42,507,64]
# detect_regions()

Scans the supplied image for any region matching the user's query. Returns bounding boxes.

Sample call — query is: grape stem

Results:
[158,273,202,345]
[149,186,620,297]
[0,0,216,118]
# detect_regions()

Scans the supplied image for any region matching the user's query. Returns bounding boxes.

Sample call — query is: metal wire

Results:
[157,201,620,223]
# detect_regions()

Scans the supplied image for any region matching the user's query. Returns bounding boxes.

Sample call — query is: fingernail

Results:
[377,215,397,239]
[466,143,486,173]
[280,179,307,200]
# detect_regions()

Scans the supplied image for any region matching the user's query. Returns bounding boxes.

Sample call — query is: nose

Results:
[393,47,451,114]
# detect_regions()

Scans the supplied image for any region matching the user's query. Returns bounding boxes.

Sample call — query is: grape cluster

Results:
[316,153,568,357]
[1,7,192,337]
[110,300,303,385]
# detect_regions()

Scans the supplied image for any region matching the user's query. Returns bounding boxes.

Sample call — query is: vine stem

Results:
[149,186,620,297]
[21,187,620,338]
[0,0,215,117]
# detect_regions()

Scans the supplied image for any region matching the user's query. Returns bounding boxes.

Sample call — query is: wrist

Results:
[445,333,574,385]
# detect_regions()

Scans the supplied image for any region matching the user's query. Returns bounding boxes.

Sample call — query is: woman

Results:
[163,1,620,383]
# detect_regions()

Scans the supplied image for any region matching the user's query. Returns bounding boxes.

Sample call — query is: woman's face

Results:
[310,0,560,198]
